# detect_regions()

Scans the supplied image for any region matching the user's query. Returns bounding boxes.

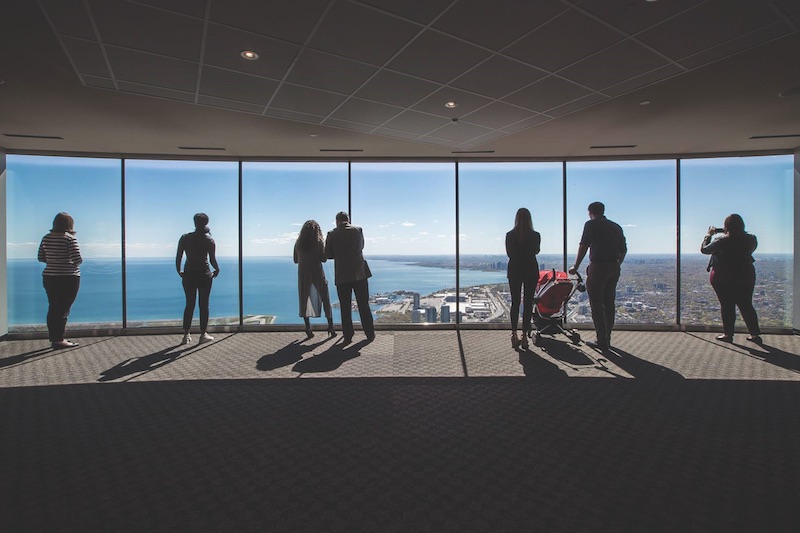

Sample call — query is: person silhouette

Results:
[38,212,82,349]
[294,220,336,339]
[176,213,219,345]
[506,208,541,350]
[324,212,375,344]
[569,202,627,353]
[701,213,762,343]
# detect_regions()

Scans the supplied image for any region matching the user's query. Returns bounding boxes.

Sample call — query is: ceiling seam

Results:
[765,0,798,30]
[82,0,120,90]
[34,0,87,87]
[193,0,212,105]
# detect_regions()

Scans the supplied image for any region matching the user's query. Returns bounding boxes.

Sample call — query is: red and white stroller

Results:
[529,269,585,346]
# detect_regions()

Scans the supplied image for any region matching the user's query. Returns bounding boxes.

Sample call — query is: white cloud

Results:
[621,224,638,228]
[250,232,298,245]
[401,221,416,227]
[418,231,429,235]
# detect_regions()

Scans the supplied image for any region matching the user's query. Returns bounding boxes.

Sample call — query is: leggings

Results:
[182,271,213,332]
[43,275,81,343]
[509,275,536,333]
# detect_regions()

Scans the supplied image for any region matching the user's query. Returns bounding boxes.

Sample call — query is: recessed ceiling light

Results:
[639,100,651,106]
[240,50,259,60]
[444,101,458,109]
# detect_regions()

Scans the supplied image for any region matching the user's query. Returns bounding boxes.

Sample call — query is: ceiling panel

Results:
[412,87,492,118]
[135,0,207,18]
[678,23,792,70]
[499,115,549,133]
[426,121,493,142]
[199,66,278,105]
[505,9,622,72]
[545,92,608,117]
[373,127,420,140]
[203,23,300,79]
[209,0,330,44]
[354,70,441,107]
[450,55,547,99]
[270,84,348,116]
[603,64,682,97]
[39,0,95,39]
[355,0,454,25]
[88,0,203,61]
[264,108,324,125]
[62,37,110,78]
[82,75,116,89]
[309,1,421,65]
[107,46,198,92]
[559,39,669,91]
[380,111,450,135]
[323,118,378,133]
[432,0,567,51]
[577,0,702,35]
[461,102,537,130]
[386,30,492,84]
[286,49,378,94]
[329,98,402,126]
[502,76,593,113]
[117,80,195,103]
[198,95,265,114]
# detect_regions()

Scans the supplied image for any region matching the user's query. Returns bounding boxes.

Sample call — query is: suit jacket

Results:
[325,223,371,285]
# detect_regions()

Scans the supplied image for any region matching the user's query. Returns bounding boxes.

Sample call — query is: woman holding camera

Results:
[701,214,761,343]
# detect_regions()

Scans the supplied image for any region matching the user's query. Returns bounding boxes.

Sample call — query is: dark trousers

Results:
[336,279,374,340]
[182,271,213,332]
[509,276,536,333]
[711,280,761,337]
[586,262,621,347]
[43,275,80,343]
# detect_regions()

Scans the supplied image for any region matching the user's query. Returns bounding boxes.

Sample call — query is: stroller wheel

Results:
[572,332,581,345]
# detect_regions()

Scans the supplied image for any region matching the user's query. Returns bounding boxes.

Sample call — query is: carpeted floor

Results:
[1,331,798,532]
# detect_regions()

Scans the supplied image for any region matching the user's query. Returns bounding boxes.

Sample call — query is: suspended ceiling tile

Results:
[461,102,538,130]
[203,23,299,80]
[286,49,378,94]
[414,135,461,147]
[638,0,783,61]
[412,87,492,118]
[270,84,348,116]
[380,110,451,135]
[430,121,494,142]
[198,95,265,114]
[209,0,330,45]
[450,55,547,99]
[62,36,110,78]
[134,0,207,18]
[772,0,800,15]
[356,0,453,25]
[679,23,792,70]
[322,118,376,133]
[39,0,95,39]
[386,30,492,84]
[82,75,116,90]
[107,46,198,92]
[502,76,592,113]
[500,114,550,133]
[199,66,278,105]
[354,70,441,107]
[546,92,608,117]
[329,98,403,127]
[117,80,195,103]
[504,9,622,72]
[603,63,683,97]
[559,39,669,91]
[309,1,420,65]
[264,107,324,125]
[577,0,702,35]
[433,0,567,51]
[88,0,203,61]
[373,127,421,141]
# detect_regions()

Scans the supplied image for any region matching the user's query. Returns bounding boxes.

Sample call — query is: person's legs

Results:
[508,277,522,333]
[354,279,374,339]
[337,282,354,341]
[182,274,198,333]
[521,276,535,336]
[586,263,611,348]
[318,280,336,334]
[711,281,737,337]
[197,274,213,333]
[43,275,80,343]
[734,282,761,337]
[602,264,621,345]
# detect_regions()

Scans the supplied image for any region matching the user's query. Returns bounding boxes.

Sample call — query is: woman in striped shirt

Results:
[38,212,82,349]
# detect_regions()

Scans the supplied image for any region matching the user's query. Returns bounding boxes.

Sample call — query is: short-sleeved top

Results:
[38,232,83,276]
[580,216,627,264]
[179,231,215,274]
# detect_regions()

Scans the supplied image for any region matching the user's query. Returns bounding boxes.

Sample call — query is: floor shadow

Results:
[517,349,569,380]
[291,338,368,374]
[739,342,800,374]
[0,347,54,369]
[256,337,330,371]
[533,336,596,368]
[606,345,685,381]
[99,345,190,382]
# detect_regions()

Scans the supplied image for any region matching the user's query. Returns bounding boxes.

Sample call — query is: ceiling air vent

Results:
[590,144,637,149]
[3,133,63,139]
[178,146,226,150]
[748,134,800,139]
[319,149,364,152]
[451,150,495,154]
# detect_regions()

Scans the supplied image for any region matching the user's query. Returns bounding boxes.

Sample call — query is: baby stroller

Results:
[529,269,585,346]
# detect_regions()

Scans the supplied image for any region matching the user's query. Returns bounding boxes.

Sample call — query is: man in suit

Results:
[325,211,375,344]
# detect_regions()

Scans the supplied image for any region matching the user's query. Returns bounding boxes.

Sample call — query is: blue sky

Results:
[6,154,794,259]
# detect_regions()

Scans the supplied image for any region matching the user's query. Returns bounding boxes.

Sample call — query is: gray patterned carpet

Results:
[1,331,798,532]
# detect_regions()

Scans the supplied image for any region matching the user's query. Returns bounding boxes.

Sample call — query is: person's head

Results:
[724,214,746,235]
[514,207,533,230]
[297,219,323,249]
[588,201,605,219]
[335,211,350,225]
[51,212,75,234]
[193,212,210,233]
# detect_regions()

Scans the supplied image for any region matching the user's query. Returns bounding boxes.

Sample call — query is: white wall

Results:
[0,151,7,337]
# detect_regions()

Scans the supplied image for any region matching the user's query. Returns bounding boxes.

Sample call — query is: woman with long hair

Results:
[506,208,541,349]
[701,213,761,343]
[176,213,220,345]
[294,219,336,338]
[38,212,83,349]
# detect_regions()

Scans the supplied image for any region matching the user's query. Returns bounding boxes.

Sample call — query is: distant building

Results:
[413,293,420,310]
[411,309,425,323]
[440,305,451,323]
[425,307,437,323]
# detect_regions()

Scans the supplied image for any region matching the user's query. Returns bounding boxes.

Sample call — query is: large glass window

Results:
[566,160,678,325]
[458,162,564,325]
[680,155,793,327]
[124,160,239,327]
[241,162,348,325]
[351,163,456,324]
[6,155,122,331]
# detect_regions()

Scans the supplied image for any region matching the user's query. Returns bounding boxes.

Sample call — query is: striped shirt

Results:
[38,232,82,276]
